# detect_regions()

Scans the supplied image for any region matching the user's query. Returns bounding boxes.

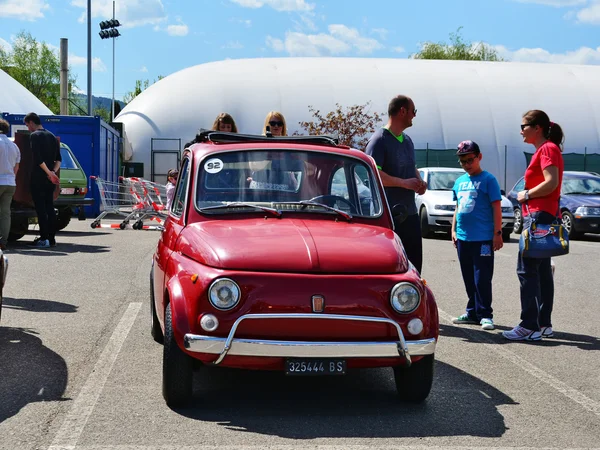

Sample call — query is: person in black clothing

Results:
[24,112,61,248]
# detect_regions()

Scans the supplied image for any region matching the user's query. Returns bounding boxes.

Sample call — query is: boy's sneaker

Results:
[502,326,542,341]
[541,326,554,338]
[452,314,479,325]
[33,239,50,248]
[480,318,494,330]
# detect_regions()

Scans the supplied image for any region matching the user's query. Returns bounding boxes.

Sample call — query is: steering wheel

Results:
[308,195,357,214]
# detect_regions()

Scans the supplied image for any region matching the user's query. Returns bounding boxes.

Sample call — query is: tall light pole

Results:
[87,0,92,115]
[99,1,121,122]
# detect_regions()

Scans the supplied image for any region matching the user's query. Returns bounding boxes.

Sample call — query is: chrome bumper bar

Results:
[183,313,437,367]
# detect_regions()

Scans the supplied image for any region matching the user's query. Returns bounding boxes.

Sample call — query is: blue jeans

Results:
[517,211,555,331]
[393,213,422,274]
[456,239,494,320]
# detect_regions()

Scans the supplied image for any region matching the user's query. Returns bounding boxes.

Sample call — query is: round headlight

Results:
[208,278,241,311]
[390,282,421,314]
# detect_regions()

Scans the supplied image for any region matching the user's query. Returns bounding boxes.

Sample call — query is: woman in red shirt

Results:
[503,110,564,342]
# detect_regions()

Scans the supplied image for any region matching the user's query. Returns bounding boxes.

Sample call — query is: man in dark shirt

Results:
[24,112,61,248]
[366,95,426,273]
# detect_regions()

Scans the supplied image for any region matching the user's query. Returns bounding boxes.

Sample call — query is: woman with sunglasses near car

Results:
[503,110,564,342]
[263,111,287,136]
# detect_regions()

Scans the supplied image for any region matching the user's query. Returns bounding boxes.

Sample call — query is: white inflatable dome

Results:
[116,58,600,188]
[0,69,53,115]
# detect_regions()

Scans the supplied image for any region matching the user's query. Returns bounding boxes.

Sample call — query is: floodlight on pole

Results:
[98,1,121,121]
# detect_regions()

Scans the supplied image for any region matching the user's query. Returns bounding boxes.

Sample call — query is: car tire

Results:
[513,208,523,234]
[420,207,432,239]
[163,304,193,407]
[393,354,434,403]
[150,267,164,344]
[561,211,581,239]
[56,208,72,231]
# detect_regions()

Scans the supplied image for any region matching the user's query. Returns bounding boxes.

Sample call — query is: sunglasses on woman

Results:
[520,123,535,131]
[269,121,284,127]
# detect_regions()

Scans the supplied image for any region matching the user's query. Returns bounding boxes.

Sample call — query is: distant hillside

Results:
[73,93,125,112]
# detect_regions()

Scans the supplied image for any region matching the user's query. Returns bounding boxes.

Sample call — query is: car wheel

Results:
[513,208,523,234]
[502,230,511,242]
[56,208,72,231]
[420,207,432,239]
[561,211,581,239]
[150,267,164,344]
[393,354,434,403]
[163,304,193,407]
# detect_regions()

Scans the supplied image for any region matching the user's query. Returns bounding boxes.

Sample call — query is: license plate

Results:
[60,188,75,195]
[285,358,346,376]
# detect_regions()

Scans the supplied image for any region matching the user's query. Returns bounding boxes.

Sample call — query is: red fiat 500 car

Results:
[151,131,439,407]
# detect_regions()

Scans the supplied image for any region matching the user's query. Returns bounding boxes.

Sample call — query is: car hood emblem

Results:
[312,295,325,313]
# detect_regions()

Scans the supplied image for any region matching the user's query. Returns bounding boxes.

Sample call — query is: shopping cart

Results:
[90,176,146,229]
[119,177,168,229]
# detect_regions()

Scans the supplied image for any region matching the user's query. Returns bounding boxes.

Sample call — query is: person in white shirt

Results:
[0,119,21,250]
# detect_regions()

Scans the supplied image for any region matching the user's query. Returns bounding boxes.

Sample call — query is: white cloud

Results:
[230,0,314,12]
[513,0,586,6]
[371,28,389,40]
[166,23,189,36]
[92,57,107,72]
[140,66,148,73]
[391,46,405,53]
[71,0,166,28]
[230,17,252,27]
[576,0,600,23]
[267,24,382,56]
[0,0,50,21]
[221,41,244,49]
[494,44,600,64]
[0,37,12,52]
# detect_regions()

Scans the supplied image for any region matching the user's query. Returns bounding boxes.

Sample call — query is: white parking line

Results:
[60,445,600,450]
[438,309,600,419]
[48,302,142,450]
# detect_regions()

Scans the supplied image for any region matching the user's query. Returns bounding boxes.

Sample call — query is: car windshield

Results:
[60,146,79,170]
[562,176,600,195]
[427,171,464,190]
[196,149,381,217]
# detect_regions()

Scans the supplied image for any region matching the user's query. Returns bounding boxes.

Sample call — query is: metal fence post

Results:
[584,147,587,171]
[504,145,508,192]
[426,143,429,167]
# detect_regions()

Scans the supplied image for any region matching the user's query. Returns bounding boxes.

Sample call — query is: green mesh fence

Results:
[415,149,459,168]
[524,152,600,174]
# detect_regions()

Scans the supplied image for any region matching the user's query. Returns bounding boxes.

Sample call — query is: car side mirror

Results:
[391,204,408,224]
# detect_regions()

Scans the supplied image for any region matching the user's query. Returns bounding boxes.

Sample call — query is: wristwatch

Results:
[524,190,530,200]
[495,230,502,236]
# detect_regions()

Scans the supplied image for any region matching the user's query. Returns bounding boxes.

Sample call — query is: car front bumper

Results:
[428,212,514,231]
[573,216,600,234]
[184,313,436,367]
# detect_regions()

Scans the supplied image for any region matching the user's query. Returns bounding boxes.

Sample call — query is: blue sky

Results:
[1,0,600,102]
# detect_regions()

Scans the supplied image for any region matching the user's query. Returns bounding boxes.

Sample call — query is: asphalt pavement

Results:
[0,221,599,450]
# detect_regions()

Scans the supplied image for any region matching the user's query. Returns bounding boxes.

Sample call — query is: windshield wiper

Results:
[275,201,352,221]
[199,202,282,217]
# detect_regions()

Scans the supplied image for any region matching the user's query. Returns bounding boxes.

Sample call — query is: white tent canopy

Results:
[0,69,53,116]
[116,58,600,188]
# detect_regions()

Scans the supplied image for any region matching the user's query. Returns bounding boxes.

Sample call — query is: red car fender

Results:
[423,284,440,340]
[165,276,193,351]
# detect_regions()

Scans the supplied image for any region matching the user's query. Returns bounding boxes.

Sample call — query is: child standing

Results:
[165,168,179,210]
[451,141,504,331]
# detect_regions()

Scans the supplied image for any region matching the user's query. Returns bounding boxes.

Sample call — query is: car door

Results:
[153,155,191,323]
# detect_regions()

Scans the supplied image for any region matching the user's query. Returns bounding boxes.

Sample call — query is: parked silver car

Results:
[416,167,514,241]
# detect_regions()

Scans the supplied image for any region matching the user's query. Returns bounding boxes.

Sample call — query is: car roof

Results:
[564,171,600,178]
[186,131,372,164]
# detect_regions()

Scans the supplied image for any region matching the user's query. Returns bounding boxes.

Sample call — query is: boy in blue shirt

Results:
[451,141,503,330]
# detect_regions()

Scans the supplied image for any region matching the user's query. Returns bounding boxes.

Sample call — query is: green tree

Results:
[123,76,164,104]
[0,31,78,113]
[296,102,384,150]
[93,105,111,122]
[410,27,504,61]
